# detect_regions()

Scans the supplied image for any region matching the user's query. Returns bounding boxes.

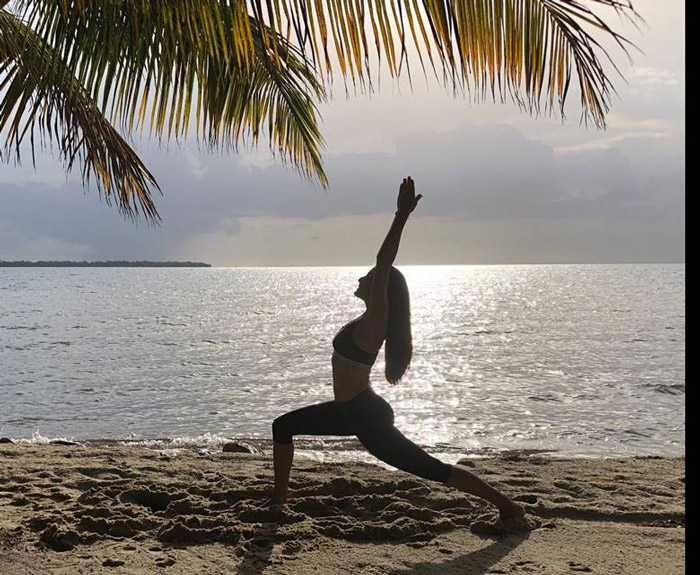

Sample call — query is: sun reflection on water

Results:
[0,264,685,458]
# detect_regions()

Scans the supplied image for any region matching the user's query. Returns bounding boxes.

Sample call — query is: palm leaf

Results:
[2,2,326,223]
[12,1,327,184]
[5,0,638,223]
[0,8,161,222]
[17,0,638,129]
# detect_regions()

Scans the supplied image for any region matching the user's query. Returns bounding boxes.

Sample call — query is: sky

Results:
[0,0,685,266]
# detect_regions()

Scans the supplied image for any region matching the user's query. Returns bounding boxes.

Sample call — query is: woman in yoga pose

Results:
[270,176,525,521]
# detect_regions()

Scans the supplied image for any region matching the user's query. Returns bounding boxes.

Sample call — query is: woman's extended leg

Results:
[358,426,523,519]
[271,401,353,503]
[446,465,524,519]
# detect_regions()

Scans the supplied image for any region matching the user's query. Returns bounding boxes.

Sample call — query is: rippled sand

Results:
[0,445,684,574]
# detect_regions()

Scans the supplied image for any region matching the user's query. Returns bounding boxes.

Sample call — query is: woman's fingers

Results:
[398,177,421,211]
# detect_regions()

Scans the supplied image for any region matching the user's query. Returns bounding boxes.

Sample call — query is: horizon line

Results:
[2,260,685,268]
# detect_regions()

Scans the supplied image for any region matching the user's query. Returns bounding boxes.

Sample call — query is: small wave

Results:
[527,394,561,402]
[457,329,514,336]
[11,431,81,445]
[5,433,559,461]
[572,393,600,401]
[642,383,685,396]
[558,430,585,437]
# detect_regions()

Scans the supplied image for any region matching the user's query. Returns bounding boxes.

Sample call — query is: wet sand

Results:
[0,445,684,574]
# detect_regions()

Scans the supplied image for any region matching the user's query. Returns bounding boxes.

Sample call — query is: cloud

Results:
[184,147,208,178]
[627,66,681,87]
[0,235,92,261]
[553,131,671,155]
[0,0,684,265]
[0,121,684,264]
[176,213,684,266]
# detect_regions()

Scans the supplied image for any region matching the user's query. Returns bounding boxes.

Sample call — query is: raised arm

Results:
[355,177,422,350]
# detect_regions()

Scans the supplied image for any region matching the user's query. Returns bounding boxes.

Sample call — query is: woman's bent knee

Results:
[272,415,293,444]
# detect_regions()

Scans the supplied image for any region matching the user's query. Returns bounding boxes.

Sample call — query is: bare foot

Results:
[470,511,540,537]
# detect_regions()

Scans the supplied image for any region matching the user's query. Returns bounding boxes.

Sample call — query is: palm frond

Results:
[17,0,638,128]
[0,8,161,222]
[13,0,327,185]
[4,0,639,223]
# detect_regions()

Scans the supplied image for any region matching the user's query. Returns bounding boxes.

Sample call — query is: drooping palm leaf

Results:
[2,1,326,222]
[17,0,637,129]
[0,8,161,221]
[4,0,638,222]
[12,1,327,183]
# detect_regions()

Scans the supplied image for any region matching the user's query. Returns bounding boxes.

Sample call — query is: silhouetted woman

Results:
[270,177,525,521]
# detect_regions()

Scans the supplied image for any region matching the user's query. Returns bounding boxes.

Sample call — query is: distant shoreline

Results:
[0,260,211,267]
[0,261,685,268]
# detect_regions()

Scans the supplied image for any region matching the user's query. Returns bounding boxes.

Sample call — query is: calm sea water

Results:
[0,265,684,462]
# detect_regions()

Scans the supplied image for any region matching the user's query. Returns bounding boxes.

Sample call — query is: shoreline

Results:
[0,444,684,574]
[1,435,685,462]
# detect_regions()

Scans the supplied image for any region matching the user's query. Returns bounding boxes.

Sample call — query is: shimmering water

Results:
[0,265,685,461]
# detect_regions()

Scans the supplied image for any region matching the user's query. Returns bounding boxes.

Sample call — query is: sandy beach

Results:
[0,444,684,574]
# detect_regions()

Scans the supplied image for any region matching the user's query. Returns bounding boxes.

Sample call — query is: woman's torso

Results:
[332,316,381,401]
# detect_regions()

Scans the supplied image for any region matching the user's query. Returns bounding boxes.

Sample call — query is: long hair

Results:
[385,267,412,384]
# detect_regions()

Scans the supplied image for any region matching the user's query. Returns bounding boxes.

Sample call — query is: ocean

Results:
[0,264,685,464]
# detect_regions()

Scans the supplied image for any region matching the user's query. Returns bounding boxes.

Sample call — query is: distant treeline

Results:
[0,260,212,267]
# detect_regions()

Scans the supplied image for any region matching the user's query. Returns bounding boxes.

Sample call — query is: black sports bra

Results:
[332,319,378,368]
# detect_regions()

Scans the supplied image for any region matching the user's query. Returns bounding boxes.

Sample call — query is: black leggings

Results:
[272,387,452,484]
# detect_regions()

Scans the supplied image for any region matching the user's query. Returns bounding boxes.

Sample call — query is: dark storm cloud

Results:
[0,122,684,262]
[145,122,684,223]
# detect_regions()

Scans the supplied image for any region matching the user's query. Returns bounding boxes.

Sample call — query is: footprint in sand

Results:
[513,494,538,504]
[282,541,302,555]
[509,560,546,572]
[501,478,539,487]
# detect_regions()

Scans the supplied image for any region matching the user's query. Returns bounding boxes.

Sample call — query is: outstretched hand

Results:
[397,176,423,216]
